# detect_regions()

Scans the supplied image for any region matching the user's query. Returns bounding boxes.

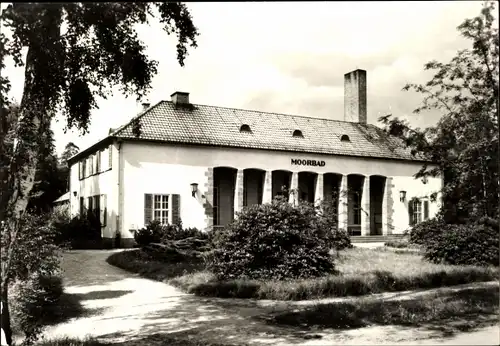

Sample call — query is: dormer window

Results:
[240,124,252,133]
[292,129,303,137]
[341,134,350,142]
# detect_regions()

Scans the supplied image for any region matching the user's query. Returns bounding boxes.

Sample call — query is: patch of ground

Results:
[40,250,499,346]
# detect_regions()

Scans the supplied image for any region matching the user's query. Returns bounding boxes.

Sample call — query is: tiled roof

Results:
[111,101,425,162]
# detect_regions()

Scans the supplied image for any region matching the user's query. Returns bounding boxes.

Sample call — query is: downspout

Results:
[116,140,123,247]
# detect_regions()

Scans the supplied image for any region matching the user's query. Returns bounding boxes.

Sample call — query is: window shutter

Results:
[144,194,153,226]
[408,200,415,226]
[78,162,82,180]
[171,194,181,225]
[109,146,112,169]
[87,197,93,216]
[79,197,84,215]
[94,195,100,220]
[423,200,429,220]
[97,151,101,173]
[100,194,107,226]
[102,149,108,170]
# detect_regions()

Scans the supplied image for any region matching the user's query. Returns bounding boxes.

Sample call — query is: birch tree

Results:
[0,3,198,344]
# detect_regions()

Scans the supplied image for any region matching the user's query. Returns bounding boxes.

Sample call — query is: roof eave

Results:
[67,136,115,165]
[114,136,433,164]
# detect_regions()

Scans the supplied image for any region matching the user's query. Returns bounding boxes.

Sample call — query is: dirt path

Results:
[41,250,499,345]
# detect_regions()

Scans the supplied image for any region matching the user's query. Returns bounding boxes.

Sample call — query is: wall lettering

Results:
[291,159,326,167]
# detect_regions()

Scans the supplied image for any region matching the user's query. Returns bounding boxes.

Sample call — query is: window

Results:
[409,198,430,225]
[93,195,100,219]
[99,194,107,226]
[101,148,108,171]
[96,151,101,173]
[154,195,169,224]
[87,196,93,215]
[87,156,93,176]
[239,124,252,133]
[352,191,362,225]
[81,160,86,179]
[144,193,181,226]
[79,197,84,215]
[292,129,303,137]
[341,134,350,142]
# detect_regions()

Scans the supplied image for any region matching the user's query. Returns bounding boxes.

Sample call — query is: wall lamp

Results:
[399,190,407,202]
[190,183,198,197]
[73,191,77,197]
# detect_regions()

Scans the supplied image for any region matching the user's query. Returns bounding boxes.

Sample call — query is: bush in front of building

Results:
[408,216,499,266]
[205,196,338,281]
[134,220,164,246]
[51,209,102,249]
[134,220,208,247]
[317,198,353,251]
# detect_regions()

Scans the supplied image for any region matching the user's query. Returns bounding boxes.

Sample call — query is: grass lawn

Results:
[107,247,498,301]
[260,285,499,332]
[35,336,242,346]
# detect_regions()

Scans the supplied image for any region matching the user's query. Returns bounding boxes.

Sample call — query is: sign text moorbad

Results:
[291,159,326,167]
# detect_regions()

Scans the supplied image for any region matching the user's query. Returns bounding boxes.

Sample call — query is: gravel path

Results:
[40,249,499,345]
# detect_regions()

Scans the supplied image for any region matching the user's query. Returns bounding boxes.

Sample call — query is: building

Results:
[68,69,442,248]
[53,191,70,207]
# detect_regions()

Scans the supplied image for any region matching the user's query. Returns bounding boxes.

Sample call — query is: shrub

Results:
[10,274,64,345]
[384,240,409,248]
[2,213,63,345]
[408,216,499,266]
[406,217,447,246]
[134,220,207,247]
[205,196,337,281]
[52,210,102,248]
[134,220,163,246]
[318,198,353,250]
[160,221,208,241]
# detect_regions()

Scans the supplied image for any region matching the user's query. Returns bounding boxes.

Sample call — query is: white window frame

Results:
[412,199,422,224]
[151,194,171,225]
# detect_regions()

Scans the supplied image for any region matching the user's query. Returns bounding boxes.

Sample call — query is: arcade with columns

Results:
[206,167,393,236]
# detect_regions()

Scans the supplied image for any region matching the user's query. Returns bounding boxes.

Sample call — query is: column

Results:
[262,170,272,204]
[234,169,244,216]
[382,177,394,235]
[338,175,348,231]
[289,172,299,205]
[361,176,370,236]
[314,173,324,208]
[203,168,214,230]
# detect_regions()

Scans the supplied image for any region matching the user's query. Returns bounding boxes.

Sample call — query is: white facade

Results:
[68,69,442,247]
[69,139,441,246]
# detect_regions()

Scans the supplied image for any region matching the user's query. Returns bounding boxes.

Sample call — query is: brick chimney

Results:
[170,91,190,105]
[344,69,367,124]
[141,102,150,111]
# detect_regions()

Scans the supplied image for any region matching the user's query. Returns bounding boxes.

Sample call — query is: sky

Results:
[1,1,494,155]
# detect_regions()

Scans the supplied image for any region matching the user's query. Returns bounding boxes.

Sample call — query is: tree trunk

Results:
[2,47,45,345]
[1,284,12,346]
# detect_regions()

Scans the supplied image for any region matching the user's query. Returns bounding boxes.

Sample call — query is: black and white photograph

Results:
[0,1,499,345]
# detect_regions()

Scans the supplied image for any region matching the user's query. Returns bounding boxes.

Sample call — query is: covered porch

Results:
[211,167,393,236]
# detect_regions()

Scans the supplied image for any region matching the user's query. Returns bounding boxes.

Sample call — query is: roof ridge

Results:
[111,100,165,137]
[161,100,372,126]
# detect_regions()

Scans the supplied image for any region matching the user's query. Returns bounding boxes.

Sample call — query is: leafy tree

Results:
[59,142,79,167]
[0,3,198,344]
[379,1,499,223]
